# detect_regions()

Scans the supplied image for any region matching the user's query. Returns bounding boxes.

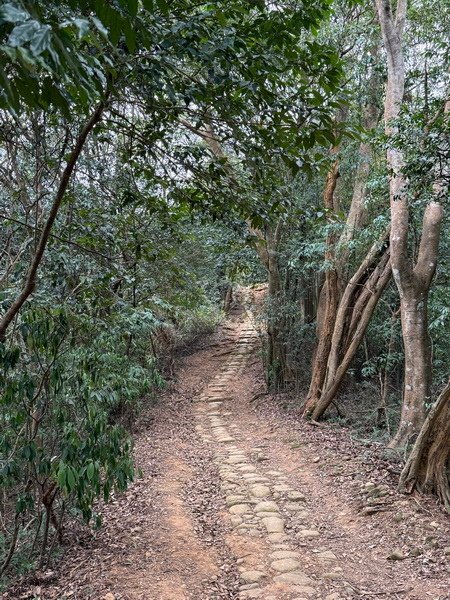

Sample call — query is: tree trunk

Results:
[399,379,450,511]
[304,228,391,418]
[390,286,431,447]
[376,0,444,448]
[304,74,381,418]
[0,98,108,341]
[303,158,340,414]
[311,249,392,420]
[253,223,287,389]
[325,230,390,389]
[336,59,380,278]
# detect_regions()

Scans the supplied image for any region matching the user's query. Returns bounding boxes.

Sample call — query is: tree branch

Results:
[413,202,444,287]
[0,97,109,341]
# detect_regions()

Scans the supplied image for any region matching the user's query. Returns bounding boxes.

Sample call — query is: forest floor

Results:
[5,303,450,600]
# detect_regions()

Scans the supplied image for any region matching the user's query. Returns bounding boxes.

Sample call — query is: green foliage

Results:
[3,0,448,582]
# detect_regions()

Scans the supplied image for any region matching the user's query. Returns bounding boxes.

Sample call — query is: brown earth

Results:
[4,303,449,600]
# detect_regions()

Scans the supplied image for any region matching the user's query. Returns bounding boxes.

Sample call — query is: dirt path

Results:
[7,306,449,600]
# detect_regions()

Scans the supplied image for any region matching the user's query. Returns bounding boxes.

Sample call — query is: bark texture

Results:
[376,0,444,448]
[303,158,340,413]
[311,247,392,420]
[399,379,450,511]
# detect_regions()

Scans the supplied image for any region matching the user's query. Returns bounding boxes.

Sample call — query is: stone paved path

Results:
[17,304,449,600]
[193,317,338,600]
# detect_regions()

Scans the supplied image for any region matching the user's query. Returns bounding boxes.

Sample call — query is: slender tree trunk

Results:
[325,230,390,388]
[304,72,381,417]
[304,228,391,418]
[376,0,444,448]
[252,223,287,389]
[311,250,392,420]
[303,158,340,413]
[399,379,450,511]
[0,98,108,341]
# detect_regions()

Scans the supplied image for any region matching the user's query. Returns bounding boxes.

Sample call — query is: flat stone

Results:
[298,529,320,538]
[226,495,247,507]
[270,550,300,560]
[262,517,284,533]
[251,484,271,498]
[240,570,266,584]
[293,511,310,519]
[323,571,342,580]
[255,501,279,513]
[248,529,260,537]
[243,476,270,483]
[256,511,280,520]
[387,549,405,560]
[271,558,301,572]
[288,491,306,502]
[274,571,313,587]
[227,456,245,464]
[230,516,243,527]
[274,484,290,492]
[230,504,251,515]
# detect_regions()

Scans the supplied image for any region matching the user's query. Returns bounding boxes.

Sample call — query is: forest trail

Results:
[13,303,449,600]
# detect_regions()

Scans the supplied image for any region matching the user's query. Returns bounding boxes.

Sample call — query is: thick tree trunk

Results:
[387,202,443,447]
[376,0,444,447]
[399,379,450,511]
[390,286,432,447]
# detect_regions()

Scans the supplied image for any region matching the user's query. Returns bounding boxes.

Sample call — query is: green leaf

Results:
[57,464,67,490]
[66,466,76,491]
[120,0,138,17]
[87,462,95,481]
[123,20,136,53]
